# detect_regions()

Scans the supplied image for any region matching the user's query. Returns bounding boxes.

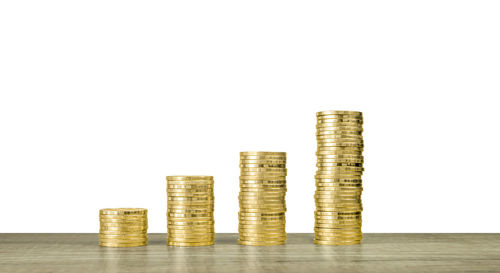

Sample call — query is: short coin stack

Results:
[166,176,215,247]
[238,151,287,246]
[314,110,364,245]
[99,208,148,247]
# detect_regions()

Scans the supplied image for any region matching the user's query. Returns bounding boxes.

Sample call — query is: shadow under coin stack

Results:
[166,176,215,247]
[99,208,148,247]
[238,151,287,246]
[314,110,364,245]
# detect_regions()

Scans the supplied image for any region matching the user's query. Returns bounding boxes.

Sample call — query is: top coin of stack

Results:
[99,208,148,247]
[166,176,215,247]
[314,110,364,245]
[238,151,287,246]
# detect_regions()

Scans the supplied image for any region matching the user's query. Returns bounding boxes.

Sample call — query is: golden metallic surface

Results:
[167,242,214,247]
[238,151,287,245]
[166,175,215,247]
[314,110,364,245]
[238,240,286,246]
[166,175,213,181]
[99,208,149,248]
[100,208,147,215]
[240,151,286,156]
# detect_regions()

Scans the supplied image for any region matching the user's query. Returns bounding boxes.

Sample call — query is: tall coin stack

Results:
[314,110,364,245]
[99,208,148,247]
[238,151,287,246]
[166,176,215,247]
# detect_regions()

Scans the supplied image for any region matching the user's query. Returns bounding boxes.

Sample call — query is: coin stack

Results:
[99,208,148,247]
[238,151,287,246]
[314,110,364,245]
[166,176,215,247]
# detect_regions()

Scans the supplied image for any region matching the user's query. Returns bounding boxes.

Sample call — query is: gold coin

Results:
[315,207,363,212]
[98,219,147,223]
[315,177,362,182]
[316,127,363,134]
[99,234,147,238]
[167,235,214,240]
[167,204,214,209]
[316,110,362,116]
[315,189,362,194]
[239,205,286,210]
[317,145,363,150]
[238,232,285,237]
[241,166,286,171]
[167,236,215,242]
[99,223,147,228]
[314,222,361,228]
[167,199,214,203]
[240,177,286,183]
[317,163,363,168]
[240,159,286,163]
[168,194,214,199]
[316,125,363,131]
[100,208,147,215]
[315,197,362,202]
[314,228,362,233]
[167,179,213,183]
[167,228,214,233]
[239,228,285,233]
[100,231,147,236]
[240,151,286,156]
[99,236,148,242]
[240,183,286,187]
[167,208,213,213]
[315,169,363,174]
[239,195,286,199]
[166,176,213,180]
[99,240,148,245]
[100,224,147,229]
[167,187,213,192]
[167,241,214,247]
[315,219,362,224]
[168,212,213,217]
[168,220,214,225]
[239,216,285,221]
[239,220,286,226]
[316,135,363,141]
[315,210,361,215]
[239,208,286,213]
[240,191,286,193]
[315,216,361,221]
[238,240,285,246]
[99,218,148,223]
[238,235,286,240]
[239,212,285,216]
[240,163,287,168]
[314,175,362,180]
[168,227,214,232]
[315,231,362,237]
[316,117,363,122]
[168,196,213,200]
[317,159,363,165]
[167,184,214,188]
[240,171,287,176]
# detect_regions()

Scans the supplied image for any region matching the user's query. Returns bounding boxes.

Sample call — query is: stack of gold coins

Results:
[166,176,215,247]
[238,151,287,246]
[99,208,148,247]
[314,110,364,245]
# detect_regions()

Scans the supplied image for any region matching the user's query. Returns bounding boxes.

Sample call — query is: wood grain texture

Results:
[0,233,499,273]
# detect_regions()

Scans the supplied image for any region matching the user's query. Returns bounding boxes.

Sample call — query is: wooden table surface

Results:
[0,233,499,273]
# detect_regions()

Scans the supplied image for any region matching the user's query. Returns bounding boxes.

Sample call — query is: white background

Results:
[1,1,499,233]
